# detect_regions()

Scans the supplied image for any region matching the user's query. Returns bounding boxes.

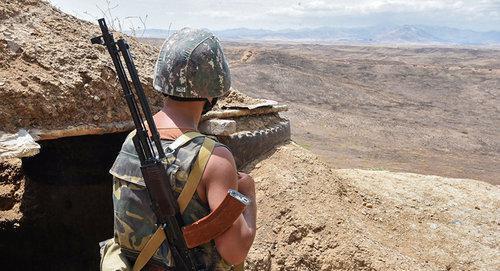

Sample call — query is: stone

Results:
[199,119,237,136]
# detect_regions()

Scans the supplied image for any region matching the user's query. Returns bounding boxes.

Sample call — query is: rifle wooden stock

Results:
[183,190,249,248]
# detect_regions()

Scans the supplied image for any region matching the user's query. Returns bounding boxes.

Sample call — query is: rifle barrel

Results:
[117,39,166,159]
[96,19,153,163]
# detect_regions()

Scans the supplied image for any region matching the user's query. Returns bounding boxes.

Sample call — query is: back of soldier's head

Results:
[153,28,231,101]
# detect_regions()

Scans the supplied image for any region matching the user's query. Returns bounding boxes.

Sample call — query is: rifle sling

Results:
[132,226,166,271]
[165,131,205,152]
[178,137,215,213]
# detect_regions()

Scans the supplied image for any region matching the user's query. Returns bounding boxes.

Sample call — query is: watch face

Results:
[228,189,251,206]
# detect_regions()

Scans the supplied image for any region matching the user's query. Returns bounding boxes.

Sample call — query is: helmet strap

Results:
[202,98,218,114]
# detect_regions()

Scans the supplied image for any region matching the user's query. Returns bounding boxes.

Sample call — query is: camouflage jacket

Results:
[109,131,233,270]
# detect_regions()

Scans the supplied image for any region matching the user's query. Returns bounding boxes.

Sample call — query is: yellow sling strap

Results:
[132,227,166,271]
[178,137,215,213]
[133,137,216,271]
[165,131,204,151]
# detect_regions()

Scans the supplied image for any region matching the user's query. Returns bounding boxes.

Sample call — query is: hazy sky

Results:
[49,0,500,31]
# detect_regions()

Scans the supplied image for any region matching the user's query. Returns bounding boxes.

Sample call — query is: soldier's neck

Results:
[155,99,205,130]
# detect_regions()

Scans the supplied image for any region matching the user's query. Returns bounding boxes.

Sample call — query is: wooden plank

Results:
[202,105,288,121]
[31,121,134,141]
[221,99,278,110]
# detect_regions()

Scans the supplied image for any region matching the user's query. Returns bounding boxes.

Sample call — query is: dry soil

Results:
[244,143,500,270]
[223,43,500,185]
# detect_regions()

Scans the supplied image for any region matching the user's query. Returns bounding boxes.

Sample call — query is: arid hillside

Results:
[224,43,499,184]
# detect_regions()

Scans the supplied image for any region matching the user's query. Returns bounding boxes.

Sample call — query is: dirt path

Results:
[244,143,500,270]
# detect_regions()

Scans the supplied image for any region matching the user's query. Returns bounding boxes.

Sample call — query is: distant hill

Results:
[134,25,500,45]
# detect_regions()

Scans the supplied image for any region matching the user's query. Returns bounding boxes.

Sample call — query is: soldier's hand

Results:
[237,172,255,198]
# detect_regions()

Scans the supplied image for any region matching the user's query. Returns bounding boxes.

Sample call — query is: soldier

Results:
[106,28,256,270]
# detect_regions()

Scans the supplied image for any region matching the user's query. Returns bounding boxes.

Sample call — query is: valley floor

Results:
[222,42,500,184]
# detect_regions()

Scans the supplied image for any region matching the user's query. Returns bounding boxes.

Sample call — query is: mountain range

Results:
[134,25,500,45]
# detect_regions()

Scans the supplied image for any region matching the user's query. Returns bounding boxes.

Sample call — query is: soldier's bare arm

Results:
[199,146,257,265]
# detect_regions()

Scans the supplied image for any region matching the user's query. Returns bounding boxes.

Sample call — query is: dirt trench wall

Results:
[0,0,160,134]
[0,159,24,229]
[243,143,500,271]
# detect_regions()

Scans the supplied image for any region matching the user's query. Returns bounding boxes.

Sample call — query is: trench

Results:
[0,132,129,270]
[0,118,290,270]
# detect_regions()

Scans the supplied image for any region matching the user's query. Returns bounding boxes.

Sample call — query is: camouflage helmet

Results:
[153,28,231,98]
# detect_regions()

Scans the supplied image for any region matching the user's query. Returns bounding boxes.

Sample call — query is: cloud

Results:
[267,0,499,17]
[48,0,500,31]
[259,0,500,31]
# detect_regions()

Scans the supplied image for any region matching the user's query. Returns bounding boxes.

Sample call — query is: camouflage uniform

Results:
[106,28,235,270]
[110,131,233,270]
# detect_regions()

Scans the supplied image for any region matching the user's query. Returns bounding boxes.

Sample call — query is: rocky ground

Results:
[0,159,24,228]
[223,42,500,185]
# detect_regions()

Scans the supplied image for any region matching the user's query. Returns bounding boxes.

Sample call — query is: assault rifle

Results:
[91,19,249,271]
